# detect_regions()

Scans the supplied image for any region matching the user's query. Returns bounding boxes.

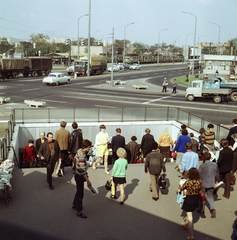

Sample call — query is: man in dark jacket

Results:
[69,122,83,160]
[140,128,155,163]
[35,132,47,167]
[38,132,61,190]
[217,139,233,199]
[111,128,125,163]
[145,142,166,201]
[226,119,237,146]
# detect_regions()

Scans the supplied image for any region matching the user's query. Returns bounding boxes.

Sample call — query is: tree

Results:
[133,42,147,54]
[226,38,237,55]
[29,33,50,56]
[58,43,69,53]
[0,38,10,54]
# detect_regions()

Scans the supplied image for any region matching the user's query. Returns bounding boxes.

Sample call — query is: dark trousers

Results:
[112,152,119,164]
[47,156,56,186]
[60,150,68,171]
[220,172,231,198]
[172,87,176,93]
[73,174,84,213]
[162,86,167,92]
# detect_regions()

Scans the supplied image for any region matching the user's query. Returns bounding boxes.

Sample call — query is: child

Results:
[23,139,36,168]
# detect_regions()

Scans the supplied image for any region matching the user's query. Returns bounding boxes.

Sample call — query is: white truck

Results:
[185,77,237,103]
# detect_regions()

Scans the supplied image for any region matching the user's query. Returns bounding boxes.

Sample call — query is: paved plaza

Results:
[0,161,236,240]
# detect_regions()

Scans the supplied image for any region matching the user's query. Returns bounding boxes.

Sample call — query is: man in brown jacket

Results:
[55,121,70,175]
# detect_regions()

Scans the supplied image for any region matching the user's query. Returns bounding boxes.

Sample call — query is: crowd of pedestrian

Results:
[21,118,237,236]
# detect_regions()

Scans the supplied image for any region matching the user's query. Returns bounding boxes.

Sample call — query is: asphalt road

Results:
[0,63,236,125]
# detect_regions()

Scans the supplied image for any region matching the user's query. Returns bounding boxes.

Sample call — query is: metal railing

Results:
[0,107,230,161]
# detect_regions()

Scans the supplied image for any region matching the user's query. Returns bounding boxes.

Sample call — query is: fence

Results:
[0,107,230,161]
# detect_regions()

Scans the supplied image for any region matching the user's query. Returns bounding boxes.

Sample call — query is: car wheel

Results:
[187,94,195,101]
[45,70,50,76]
[46,83,50,85]
[12,72,18,79]
[213,95,222,103]
[67,79,70,84]
[230,92,237,102]
[31,71,37,77]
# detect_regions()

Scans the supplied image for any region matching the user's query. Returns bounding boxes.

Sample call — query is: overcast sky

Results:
[1,0,236,47]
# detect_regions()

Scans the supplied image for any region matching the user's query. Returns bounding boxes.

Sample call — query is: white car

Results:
[42,73,71,85]
[130,64,141,70]
[108,65,120,72]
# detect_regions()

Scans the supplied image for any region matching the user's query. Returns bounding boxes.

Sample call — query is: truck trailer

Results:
[0,57,52,80]
[74,55,107,76]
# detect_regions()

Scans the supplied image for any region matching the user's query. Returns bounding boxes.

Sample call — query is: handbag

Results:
[105,180,112,191]
[198,180,206,201]
[158,174,166,189]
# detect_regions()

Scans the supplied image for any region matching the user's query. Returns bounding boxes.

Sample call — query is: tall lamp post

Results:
[87,0,91,77]
[209,21,220,55]
[183,11,197,76]
[77,14,89,60]
[123,22,135,64]
[157,28,167,64]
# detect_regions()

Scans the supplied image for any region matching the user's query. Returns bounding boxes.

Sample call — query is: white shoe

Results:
[105,171,110,175]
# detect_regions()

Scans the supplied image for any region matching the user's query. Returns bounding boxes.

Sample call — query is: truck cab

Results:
[186,80,203,100]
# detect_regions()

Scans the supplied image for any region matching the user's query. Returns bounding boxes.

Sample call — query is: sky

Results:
[1,0,237,47]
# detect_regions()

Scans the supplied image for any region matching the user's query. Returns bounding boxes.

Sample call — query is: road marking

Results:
[60,94,237,113]
[40,99,67,103]
[19,79,41,82]
[73,82,90,85]
[22,88,40,91]
[94,105,117,108]
[142,96,172,104]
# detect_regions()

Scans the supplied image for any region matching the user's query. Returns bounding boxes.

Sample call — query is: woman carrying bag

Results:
[178,168,201,240]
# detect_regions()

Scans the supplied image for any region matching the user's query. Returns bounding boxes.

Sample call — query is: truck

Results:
[185,76,237,103]
[74,55,107,76]
[24,57,52,77]
[66,60,80,75]
[0,57,52,80]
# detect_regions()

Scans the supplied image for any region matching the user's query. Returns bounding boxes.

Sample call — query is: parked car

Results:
[108,65,120,72]
[118,63,125,70]
[130,64,141,70]
[42,73,71,85]
[124,63,130,70]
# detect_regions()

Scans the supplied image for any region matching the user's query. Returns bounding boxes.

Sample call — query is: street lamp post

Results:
[209,21,220,55]
[77,14,89,60]
[157,28,167,64]
[123,22,135,64]
[87,0,91,77]
[182,11,197,76]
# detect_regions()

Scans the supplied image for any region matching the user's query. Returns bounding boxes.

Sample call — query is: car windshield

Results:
[48,74,56,77]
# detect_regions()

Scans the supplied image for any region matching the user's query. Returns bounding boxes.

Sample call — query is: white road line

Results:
[60,95,237,113]
[142,96,172,104]
[73,82,90,85]
[40,99,67,103]
[94,105,117,108]
[22,88,40,91]
[19,79,41,82]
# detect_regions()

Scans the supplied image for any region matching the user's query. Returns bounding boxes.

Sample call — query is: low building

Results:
[203,55,237,75]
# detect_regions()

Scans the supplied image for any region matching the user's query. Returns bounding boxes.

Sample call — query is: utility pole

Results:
[87,0,91,77]
[111,28,114,86]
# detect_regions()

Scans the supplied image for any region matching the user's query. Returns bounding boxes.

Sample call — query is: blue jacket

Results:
[173,135,191,153]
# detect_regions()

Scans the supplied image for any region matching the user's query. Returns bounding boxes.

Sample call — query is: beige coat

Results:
[55,128,70,151]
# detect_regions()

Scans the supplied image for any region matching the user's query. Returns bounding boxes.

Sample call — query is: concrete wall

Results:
[9,121,200,164]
